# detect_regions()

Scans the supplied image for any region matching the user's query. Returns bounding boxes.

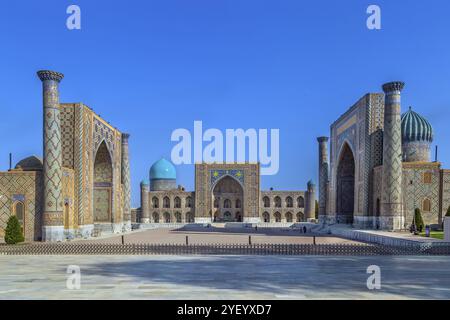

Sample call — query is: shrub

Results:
[4,215,24,244]
[414,208,424,233]
[446,206,450,217]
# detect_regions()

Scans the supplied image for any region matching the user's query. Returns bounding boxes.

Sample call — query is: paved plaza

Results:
[79,226,360,245]
[1,255,450,299]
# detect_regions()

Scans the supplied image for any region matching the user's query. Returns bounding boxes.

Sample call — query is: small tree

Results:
[446,206,450,217]
[414,208,424,233]
[4,215,24,244]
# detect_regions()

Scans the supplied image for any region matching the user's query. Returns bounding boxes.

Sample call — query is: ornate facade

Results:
[318,81,450,230]
[0,70,131,241]
[139,160,315,224]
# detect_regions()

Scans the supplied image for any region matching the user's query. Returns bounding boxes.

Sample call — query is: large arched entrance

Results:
[93,141,113,223]
[212,175,244,222]
[336,143,355,224]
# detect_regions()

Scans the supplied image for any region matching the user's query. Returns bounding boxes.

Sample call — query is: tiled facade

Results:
[139,163,315,224]
[0,71,130,241]
[319,81,450,230]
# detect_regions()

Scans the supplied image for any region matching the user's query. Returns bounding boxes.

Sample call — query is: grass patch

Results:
[419,231,444,240]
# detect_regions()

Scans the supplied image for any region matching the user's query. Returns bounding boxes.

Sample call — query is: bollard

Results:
[121,235,125,245]
[186,235,189,246]
[249,235,252,246]
[313,236,316,245]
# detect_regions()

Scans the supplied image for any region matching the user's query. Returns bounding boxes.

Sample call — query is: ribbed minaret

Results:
[37,70,64,241]
[317,137,329,222]
[381,81,405,230]
[305,180,316,221]
[140,181,150,223]
[121,133,132,231]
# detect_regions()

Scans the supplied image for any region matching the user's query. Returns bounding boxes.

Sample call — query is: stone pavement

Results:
[1,255,450,299]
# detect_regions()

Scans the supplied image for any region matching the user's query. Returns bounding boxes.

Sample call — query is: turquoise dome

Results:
[401,107,433,143]
[140,179,150,185]
[149,158,176,180]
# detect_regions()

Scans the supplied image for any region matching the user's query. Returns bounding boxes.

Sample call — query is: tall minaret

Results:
[140,181,150,223]
[121,133,132,231]
[37,70,64,241]
[317,137,329,221]
[381,81,405,230]
[305,180,316,220]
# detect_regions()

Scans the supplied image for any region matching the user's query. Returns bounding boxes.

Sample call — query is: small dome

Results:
[149,158,176,180]
[401,107,433,143]
[307,180,315,188]
[15,156,43,171]
[140,179,150,186]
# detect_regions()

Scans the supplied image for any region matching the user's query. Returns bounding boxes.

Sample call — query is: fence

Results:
[1,242,450,256]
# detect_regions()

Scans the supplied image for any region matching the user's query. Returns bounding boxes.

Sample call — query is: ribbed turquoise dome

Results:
[149,158,176,180]
[401,107,433,143]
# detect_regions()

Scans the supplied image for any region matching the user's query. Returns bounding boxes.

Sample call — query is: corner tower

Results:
[317,137,329,222]
[37,70,65,241]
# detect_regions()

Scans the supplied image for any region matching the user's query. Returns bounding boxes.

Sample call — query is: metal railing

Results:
[1,242,450,256]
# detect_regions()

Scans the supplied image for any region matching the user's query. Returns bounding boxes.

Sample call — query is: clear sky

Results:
[1,0,450,207]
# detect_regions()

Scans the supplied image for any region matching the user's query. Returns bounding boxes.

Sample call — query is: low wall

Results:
[331,227,450,249]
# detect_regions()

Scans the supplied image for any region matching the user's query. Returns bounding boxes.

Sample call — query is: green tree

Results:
[4,215,24,244]
[414,208,424,233]
[446,206,450,217]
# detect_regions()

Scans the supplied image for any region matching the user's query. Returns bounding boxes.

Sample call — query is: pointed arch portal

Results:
[212,175,244,222]
[93,141,113,223]
[336,143,355,224]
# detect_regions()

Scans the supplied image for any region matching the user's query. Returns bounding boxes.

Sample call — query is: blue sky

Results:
[1,0,450,207]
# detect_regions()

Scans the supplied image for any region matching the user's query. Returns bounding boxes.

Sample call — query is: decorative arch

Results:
[152,197,159,208]
[422,198,431,212]
[297,196,304,208]
[274,196,282,208]
[262,212,270,223]
[163,196,170,208]
[263,196,270,208]
[93,141,113,223]
[163,212,171,223]
[285,212,293,223]
[152,212,160,223]
[336,141,355,224]
[286,197,293,208]
[296,212,304,222]
[174,197,181,208]
[174,212,182,223]
[212,175,244,222]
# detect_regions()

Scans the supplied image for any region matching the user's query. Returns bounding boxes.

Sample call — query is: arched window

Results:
[274,196,281,208]
[263,196,270,208]
[263,212,270,223]
[174,197,181,208]
[296,212,304,222]
[163,196,170,208]
[152,212,159,223]
[297,196,305,208]
[163,212,171,223]
[285,212,293,222]
[175,212,182,223]
[14,202,24,234]
[286,197,293,208]
[235,199,242,209]
[152,197,159,209]
[422,199,431,212]
[423,172,432,184]
[274,212,281,223]
[224,199,232,208]
[185,212,194,223]
[186,196,192,208]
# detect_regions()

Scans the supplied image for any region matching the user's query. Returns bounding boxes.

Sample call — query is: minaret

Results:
[381,81,405,230]
[37,70,64,241]
[121,133,132,231]
[317,137,329,222]
[140,181,150,223]
[305,180,316,220]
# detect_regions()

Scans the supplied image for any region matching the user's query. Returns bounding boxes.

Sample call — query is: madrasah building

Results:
[0,70,132,242]
[1,72,450,242]
[317,81,450,230]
